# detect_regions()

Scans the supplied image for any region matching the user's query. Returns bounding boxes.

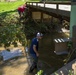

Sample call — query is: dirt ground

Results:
[0,56,35,75]
[0,47,36,75]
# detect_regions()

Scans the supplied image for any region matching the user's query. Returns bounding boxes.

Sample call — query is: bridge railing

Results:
[26,2,71,11]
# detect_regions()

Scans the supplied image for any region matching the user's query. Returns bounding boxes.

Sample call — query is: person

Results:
[17,4,26,17]
[29,32,43,73]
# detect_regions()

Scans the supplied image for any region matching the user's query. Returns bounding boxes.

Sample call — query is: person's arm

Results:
[33,45,39,57]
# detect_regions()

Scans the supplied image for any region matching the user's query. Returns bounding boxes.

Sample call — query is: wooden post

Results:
[44,1,45,8]
[41,12,43,22]
[36,2,38,7]
[56,3,58,16]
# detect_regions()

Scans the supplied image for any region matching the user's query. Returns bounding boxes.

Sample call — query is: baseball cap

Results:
[36,32,43,37]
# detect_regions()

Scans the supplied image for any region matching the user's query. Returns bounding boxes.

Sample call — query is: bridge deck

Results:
[26,1,71,21]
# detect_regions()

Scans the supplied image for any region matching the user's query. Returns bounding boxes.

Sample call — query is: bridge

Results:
[26,1,71,22]
[26,2,76,75]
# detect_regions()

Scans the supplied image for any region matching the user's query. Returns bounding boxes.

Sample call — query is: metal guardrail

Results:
[26,2,71,12]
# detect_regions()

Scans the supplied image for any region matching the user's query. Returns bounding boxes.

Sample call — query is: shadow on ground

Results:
[0,56,30,75]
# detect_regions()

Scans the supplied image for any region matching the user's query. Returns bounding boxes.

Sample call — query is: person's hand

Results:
[36,53,39,57]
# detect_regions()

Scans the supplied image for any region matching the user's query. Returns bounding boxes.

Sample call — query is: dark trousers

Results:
[18,10,24,17]
[18,10,21,17]
[29,55,38,72]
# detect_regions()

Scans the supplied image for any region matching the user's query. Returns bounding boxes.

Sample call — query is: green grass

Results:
[0,1,25,13]
[28,0,39,2]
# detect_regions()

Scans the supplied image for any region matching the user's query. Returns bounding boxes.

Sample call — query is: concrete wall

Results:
[43,13,51,19]
[32,11,52,22]
[32,12,41,20]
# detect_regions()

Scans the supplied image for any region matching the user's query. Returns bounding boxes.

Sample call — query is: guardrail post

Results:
[32,2,33,6]
[36,2,38,7]
[44,1,45,8]
[56,3,58,16]
[41,12,43,22]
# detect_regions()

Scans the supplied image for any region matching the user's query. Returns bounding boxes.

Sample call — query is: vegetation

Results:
[29,0,39,2]
[24,20,52,37]
[0,1,27,48]
[0,1,74,75]
[0,13,27,48]
[0,0,51,47]
[0,1,54,48]
[43,0,70,1]
[54,69,74,75]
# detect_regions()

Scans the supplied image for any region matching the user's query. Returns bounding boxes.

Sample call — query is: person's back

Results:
[17,4,26,17]
[30,37,39,58]
[18,6,25,12]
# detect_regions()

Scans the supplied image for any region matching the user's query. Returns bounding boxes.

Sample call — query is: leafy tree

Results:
[0,13,27,48]
[0,24,27,48]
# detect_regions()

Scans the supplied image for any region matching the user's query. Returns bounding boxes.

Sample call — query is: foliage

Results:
[0,11,27,48]
[68,70,74,75]
[28,0,39,2]
[0,24,27,47]
[24,19,51,37]
[0,13,20,25]
[54,69,74,75]
[42,0,70,1]
[0,0,28,48]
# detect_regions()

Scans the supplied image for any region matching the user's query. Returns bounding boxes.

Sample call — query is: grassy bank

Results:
[0,1,25,13]
[0,1,27,49]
